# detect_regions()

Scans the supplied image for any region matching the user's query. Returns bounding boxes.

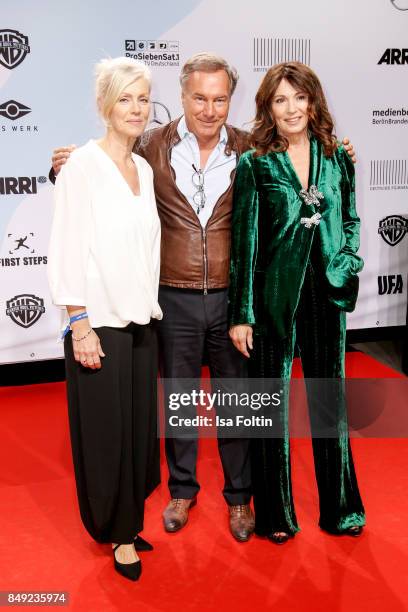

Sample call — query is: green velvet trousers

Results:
[249,255,366,536]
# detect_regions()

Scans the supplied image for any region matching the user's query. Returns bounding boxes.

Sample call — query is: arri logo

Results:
[390,0,408,10]
[0,29,30,70]
[378,215,408,246]
[0,176,46,195]
[6,294,45,329]
[378,274,404,294]
[378,49,408,64]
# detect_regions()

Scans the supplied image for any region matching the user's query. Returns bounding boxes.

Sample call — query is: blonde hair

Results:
[180,52,238,95]
[95,56,151,122]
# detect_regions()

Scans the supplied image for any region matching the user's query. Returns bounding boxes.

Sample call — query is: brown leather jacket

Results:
[136,118,250,291]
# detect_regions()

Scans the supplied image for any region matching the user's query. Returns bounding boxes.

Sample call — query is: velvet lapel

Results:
[279,136,321,199]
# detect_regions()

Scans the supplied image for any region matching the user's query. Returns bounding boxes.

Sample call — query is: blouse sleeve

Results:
[148,165,161,294]
[47,157,92,307]
[338,146,364,273]
[228,152,259,326]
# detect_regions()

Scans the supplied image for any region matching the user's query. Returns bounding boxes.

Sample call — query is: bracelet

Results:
[70,312,88,324]
[72,328,93,342]
[61,312,89,340]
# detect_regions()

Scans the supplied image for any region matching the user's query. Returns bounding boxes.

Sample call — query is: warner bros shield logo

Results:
[0,29,30,70]
[378,215,408,246]
[6,294,45,328]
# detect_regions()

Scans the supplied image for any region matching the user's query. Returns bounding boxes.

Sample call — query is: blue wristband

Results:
[70,312,88,324]
[61,312,89,339]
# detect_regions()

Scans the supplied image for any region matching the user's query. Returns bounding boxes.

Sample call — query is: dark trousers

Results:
[158,286,251,505]
[250,262,366,535]
[65,323,160,544]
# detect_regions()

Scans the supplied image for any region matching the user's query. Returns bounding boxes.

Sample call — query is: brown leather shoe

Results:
[162,498,197,533]
[229,504,255,542]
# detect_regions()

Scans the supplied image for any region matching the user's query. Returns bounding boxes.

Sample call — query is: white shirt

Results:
[170,116,237,228]
[48,139,162,330]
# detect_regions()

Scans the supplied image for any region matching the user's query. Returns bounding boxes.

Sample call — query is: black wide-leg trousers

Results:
[64,323,160,544]
[158,287,251,505]
[249,262,366,536]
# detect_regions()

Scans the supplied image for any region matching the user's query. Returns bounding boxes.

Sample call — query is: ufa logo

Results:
[378,274,403,294]
[0,29,30,70]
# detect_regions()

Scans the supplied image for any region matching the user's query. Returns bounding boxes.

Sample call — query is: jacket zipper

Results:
[202,228,208,295]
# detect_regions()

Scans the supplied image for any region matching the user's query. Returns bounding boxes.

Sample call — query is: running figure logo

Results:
[8,232,35,254]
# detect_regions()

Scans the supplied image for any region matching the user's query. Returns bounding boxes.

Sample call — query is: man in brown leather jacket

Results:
[141,54,255,541]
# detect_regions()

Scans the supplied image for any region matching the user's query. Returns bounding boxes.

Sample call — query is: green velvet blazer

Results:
[228,137,364,339]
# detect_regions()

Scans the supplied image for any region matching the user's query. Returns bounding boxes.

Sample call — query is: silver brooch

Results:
[299,185,324,206]
[301,213,322,229]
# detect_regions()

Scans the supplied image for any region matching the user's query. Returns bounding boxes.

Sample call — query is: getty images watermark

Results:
[157,377,408,439]
[167,388,282,429]
[159,378,289,438]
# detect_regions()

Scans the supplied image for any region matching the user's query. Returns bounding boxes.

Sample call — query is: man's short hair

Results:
[180,52,238,95]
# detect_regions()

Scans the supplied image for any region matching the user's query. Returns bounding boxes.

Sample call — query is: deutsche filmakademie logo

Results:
[6,294,45,329]
[0,100,31,121]
[370,160,408,190]
[0,29,30,70]
[125,40,180,67]
[253,38,311,72]
[378,215,408,246]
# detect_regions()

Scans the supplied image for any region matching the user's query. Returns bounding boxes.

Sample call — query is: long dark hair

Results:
[251,62,337,157]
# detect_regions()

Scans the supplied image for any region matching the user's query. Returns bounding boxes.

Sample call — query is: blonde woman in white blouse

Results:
[48,57,162,581]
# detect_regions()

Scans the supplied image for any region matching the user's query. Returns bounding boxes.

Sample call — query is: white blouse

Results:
[48,139,163,329]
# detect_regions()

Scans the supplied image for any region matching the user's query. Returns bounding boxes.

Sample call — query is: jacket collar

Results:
[167,116,244,157]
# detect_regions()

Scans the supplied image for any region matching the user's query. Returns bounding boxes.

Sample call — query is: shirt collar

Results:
[177,115,228,147]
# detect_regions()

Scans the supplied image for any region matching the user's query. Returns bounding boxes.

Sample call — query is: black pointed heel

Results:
[134,535,153,551]
[113,544,142,581]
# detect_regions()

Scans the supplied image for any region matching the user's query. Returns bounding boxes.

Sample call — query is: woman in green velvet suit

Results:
[229,62,365,543]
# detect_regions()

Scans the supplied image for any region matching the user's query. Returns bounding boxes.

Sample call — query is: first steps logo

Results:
[0,29,30,70]
[6,294,45,328]
[378,215,408,246]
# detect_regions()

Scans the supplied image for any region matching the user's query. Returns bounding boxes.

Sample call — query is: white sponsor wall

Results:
[0,0,407,364]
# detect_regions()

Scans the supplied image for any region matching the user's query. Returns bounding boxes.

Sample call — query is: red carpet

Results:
[0,352,407,611]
